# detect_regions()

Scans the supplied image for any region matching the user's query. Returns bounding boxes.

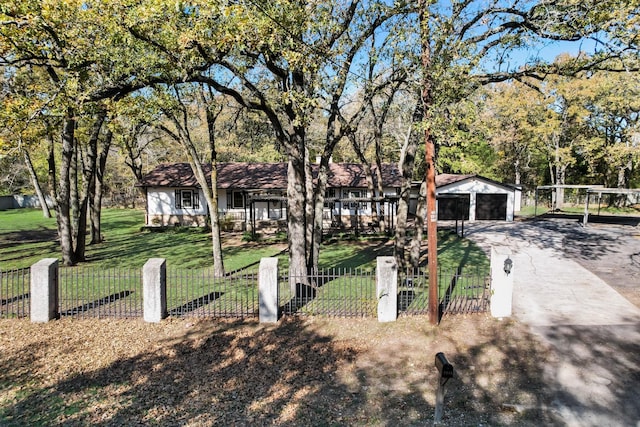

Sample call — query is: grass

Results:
[0,208,488,272]
[517,203,640,217]
[0,208,286,271]
[1,208,490,317]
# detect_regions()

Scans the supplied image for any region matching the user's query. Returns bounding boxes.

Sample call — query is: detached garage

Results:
[436,174,520,222]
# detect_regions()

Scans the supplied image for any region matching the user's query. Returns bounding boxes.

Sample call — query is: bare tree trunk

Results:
[409,179,427,268]
[514,158,521,186]
[46,130,58,211]
[90,129,112,244]
[23,149,51,218]
[70,136,80,244]
[394,103,421,270]
[204,98,225,277]
[304,149,315,266]
[74,109,106,261]
[57,109,76,266]
[208,160,224,275]
[310,108,344,270]
[287,143,309,286]
[310,159,330,270]
[159,89,225,276]
[374,144,386,234]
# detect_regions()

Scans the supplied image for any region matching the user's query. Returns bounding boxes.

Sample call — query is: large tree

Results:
[152,83,226,276]
[2,0,638,273]
[120,0,409,279]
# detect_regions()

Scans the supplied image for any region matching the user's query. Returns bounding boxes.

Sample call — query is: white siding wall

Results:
[146,187,207,226]
[147,187,207,216]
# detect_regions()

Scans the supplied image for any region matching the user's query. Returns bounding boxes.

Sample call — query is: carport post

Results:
[490,247,514,318]
[583,191,590,226]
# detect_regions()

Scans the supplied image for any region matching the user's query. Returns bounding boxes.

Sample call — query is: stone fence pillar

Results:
[143,258,167,323]
[377,256,398,322]
[30,258,59,323]
[259,257,279,323]
[490,247,514,318]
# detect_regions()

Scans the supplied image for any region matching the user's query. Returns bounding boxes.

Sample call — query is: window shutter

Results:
[226,191,232,209]
[193,191,200,209]
[175,189,182,209]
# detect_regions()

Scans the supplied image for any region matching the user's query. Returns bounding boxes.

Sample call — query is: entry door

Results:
[476,194,507,220]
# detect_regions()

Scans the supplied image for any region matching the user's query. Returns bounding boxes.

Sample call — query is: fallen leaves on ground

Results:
[0,315,560,426]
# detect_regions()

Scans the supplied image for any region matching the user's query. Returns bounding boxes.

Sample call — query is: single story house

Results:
[137,163,521,230]
[137,162,404,230]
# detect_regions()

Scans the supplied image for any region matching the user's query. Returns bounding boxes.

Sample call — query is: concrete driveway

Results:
[464,218,640,427]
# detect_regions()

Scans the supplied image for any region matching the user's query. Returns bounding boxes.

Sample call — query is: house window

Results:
[182,191,193,208]
[324,188,336,208]
[346,190,367,209]
[175,189,200,209]
[269,201,283,219]
[227,191,245,209]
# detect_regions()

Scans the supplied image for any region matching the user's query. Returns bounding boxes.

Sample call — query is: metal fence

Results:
[280,268,378,317]
[55,266,259,319]
[167,268,258,318]
[58,267,143,318]
[0,268,30,318]
[4,263,489,320]
[399,267,490,316]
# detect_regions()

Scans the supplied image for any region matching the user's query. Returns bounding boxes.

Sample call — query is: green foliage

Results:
[477,65,640,189]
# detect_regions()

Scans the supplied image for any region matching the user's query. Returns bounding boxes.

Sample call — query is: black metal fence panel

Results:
[6,262,489,321]
[399,267,490,316]
[58,267,143,318]
[280,268,377,317]
[441,268,491,314]
[167,268,259,318]
[0,268,30,318]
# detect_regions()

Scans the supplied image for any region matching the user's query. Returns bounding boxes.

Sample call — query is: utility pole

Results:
[419,0,439,325]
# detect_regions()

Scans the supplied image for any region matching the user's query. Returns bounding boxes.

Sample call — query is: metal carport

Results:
[583,188,640,226]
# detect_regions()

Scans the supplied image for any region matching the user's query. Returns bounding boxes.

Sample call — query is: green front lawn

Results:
[0,208,488,273]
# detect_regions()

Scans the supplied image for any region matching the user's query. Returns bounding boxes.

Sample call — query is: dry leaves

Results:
[0,315,558,426]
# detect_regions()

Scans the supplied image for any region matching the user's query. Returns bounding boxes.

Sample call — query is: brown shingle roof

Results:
[323,163,403,188]
[138,162,404,189]
[435,173,475,187]
[137,163,201,187]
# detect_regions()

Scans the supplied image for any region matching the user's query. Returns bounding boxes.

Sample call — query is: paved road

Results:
[464,219,640,427]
